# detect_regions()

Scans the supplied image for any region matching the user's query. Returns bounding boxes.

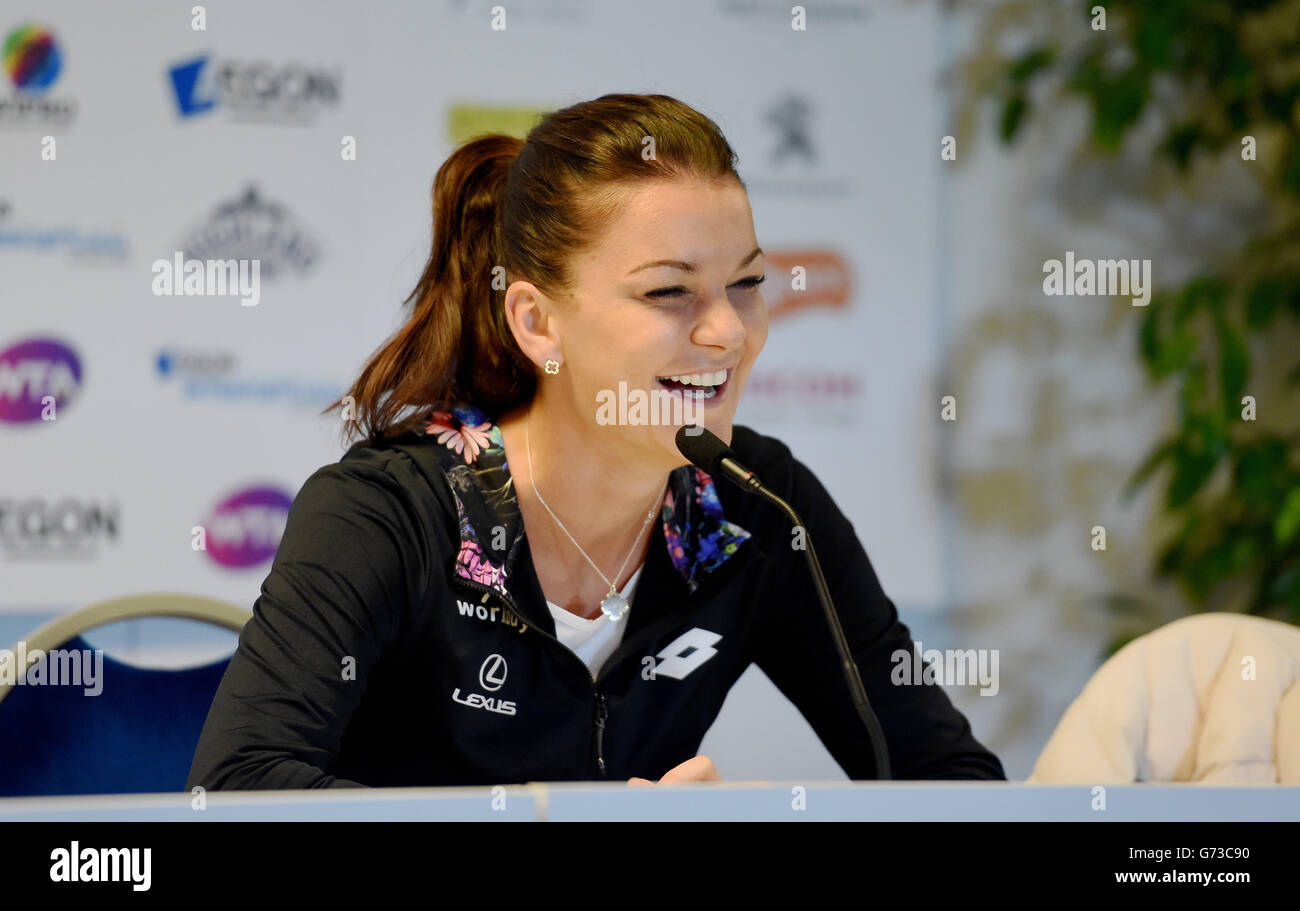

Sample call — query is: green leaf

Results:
[1197,534,1239,590]
[1235,439,1289,508]
[1160,122,1204,170]
[1174,276,1228,327]
[1154,327,1198,379]
[1138,298,1163,370]
[1156,512,1202,575]
[1189,408,1228,461]
[1268,566,1300,621]
[1123,437,1179,501]
[1133,15,1174,69]
[1178,359,1208,416]
[1156,538,1185,575]
[1228,533,1258,574]
[1218,320,1249,408]
[1267,566,1300,603]
[1008,46,1056,83]
[1181,556,1215,603]
[1245,275,1285,329]
[1000,93,1028,143]
[1167,445,1217,509]
[1286,270,1300,317]
[1275,487,1300,546]
[1091,68,1148,153]
[1282,141,1300,197]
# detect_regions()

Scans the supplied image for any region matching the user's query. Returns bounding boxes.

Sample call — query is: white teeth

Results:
[660,370,727,387]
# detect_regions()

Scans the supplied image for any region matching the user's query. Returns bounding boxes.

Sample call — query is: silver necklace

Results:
[524,416,663,622]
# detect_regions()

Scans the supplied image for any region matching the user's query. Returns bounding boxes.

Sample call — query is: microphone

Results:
[675,425,892,781]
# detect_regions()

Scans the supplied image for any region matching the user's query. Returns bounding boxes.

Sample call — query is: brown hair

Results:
[324,93,746,444]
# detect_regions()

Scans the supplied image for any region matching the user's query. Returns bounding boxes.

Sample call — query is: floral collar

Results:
[424,403,751,597]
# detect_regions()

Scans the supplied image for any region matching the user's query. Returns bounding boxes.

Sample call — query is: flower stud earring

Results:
[544,359,561,375]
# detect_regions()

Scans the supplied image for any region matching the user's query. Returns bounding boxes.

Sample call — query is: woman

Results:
[187,93,1005,789]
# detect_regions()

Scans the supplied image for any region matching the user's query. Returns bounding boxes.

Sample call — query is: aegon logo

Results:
[451,653,516,716]
[201,485,293,568]
[650,628,723,680]
[0,497,120,559]
[0,337,82,423]
[168,55,341,123]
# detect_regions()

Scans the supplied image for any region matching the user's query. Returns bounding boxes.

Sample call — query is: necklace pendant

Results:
[600,588,630,622]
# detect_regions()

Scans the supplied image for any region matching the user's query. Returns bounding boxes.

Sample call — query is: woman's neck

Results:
[497,393,671,614]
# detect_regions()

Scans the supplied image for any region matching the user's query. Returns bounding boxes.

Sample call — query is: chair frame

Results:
[0,593,250,707]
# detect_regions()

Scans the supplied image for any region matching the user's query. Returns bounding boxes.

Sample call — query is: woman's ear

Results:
[503,279,563,369]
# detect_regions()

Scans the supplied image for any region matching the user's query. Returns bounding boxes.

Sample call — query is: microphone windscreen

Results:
[675,425,733,477]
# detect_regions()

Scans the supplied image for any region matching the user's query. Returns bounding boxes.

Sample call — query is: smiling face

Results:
[542,175,769,468]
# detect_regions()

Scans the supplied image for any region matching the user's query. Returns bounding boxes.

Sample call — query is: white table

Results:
[1,782,1296,822]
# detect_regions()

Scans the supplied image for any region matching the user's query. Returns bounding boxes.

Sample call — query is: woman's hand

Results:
[628,754,722,786]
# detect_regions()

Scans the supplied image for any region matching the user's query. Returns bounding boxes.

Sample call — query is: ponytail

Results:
[325,134,534,442]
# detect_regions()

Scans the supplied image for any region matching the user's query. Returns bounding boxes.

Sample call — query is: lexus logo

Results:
[479,653,507,691]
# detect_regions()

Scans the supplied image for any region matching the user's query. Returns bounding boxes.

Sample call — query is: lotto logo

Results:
[652,628,722,680]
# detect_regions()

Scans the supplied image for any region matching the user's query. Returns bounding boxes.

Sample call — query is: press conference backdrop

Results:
[2,0,1029,780]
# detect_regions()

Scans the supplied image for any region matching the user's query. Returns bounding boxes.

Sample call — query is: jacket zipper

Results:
[454,575,610,778]
[594,692,608,776]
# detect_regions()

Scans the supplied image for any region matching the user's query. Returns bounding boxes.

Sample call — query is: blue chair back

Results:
[0,634,232,796]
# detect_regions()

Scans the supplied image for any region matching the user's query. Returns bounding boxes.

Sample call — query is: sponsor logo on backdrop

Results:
[445,0,592,23]
[716,0,868,22]
[740,367,863,424]
[0,198,129,259]
[744,93,853,197]
[0,22,76,127]
[447,103,550,145]
[176,186,321,282]
[0,336,82,424]
[743,369,861,398]
[167,53,341,124]
[739,248,861,423]
[763,249,851,320]
[0,496,120,561]
[155,348,342,409]
[201,485,293,569]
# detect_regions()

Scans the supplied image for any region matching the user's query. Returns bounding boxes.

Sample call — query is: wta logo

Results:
[0,337,82,424]
[200,486,292,568]
[3,23,61,93]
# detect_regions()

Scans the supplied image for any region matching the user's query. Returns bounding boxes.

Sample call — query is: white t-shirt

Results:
[545,564,643,679]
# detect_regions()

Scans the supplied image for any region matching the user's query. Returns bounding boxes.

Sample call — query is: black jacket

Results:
[188,404,1005,788]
